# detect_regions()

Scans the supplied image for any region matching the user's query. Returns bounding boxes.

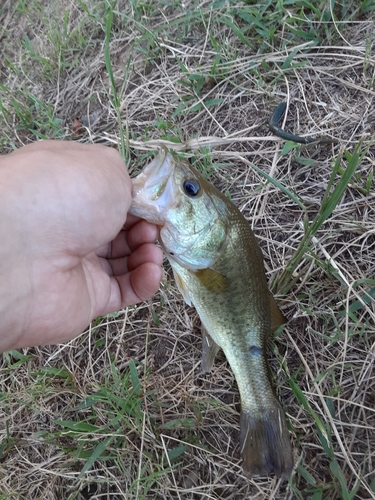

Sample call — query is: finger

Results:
[125,262,163,304]
[106,221,160,259]
[103,262,163,312]
[128,243,163,271]
[105,243,163,276]
[123,213,143,229]
[127,220,160,251]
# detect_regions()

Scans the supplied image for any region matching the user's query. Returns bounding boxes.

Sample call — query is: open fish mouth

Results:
[129,147,176,224]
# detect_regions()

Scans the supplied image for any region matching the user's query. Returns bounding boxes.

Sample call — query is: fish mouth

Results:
[129,147,175,224]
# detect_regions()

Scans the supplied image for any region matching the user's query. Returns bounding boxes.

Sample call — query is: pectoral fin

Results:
[172,267,192,306]
[194,268,229,293]
[201,326,221,373]
[269,291,287,333]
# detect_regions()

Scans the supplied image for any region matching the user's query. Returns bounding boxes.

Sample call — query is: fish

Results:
[129,147,294,479]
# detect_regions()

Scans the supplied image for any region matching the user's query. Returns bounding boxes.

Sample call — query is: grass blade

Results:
[274,142,367,295]
[104,10,128,162]
[78,436,115,479]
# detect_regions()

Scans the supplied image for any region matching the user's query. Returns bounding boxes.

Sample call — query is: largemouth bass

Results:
[129,147,294,479]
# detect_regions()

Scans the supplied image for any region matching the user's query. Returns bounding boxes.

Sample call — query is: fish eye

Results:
[183,178,200,197]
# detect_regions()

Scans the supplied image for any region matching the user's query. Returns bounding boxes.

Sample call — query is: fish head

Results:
[130,147,228,270]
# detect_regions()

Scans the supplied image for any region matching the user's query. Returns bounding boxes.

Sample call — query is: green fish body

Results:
[129,147,293,479]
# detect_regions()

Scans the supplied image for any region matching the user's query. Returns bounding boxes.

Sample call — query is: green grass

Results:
[274,141,369,295]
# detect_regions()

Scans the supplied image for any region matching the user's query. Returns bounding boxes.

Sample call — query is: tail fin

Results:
[240,405,293,480]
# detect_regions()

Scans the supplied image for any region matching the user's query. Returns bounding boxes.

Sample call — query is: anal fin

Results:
[200,325,221,374]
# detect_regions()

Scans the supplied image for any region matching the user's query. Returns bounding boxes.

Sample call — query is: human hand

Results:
[0,141,163,352]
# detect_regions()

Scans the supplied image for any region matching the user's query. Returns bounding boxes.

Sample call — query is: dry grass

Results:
[1,1,375,499]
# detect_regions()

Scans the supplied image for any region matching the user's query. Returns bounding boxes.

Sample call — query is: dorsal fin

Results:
[269,291,287,333]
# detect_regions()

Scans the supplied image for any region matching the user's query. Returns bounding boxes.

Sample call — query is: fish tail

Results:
[240,404,293,480]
